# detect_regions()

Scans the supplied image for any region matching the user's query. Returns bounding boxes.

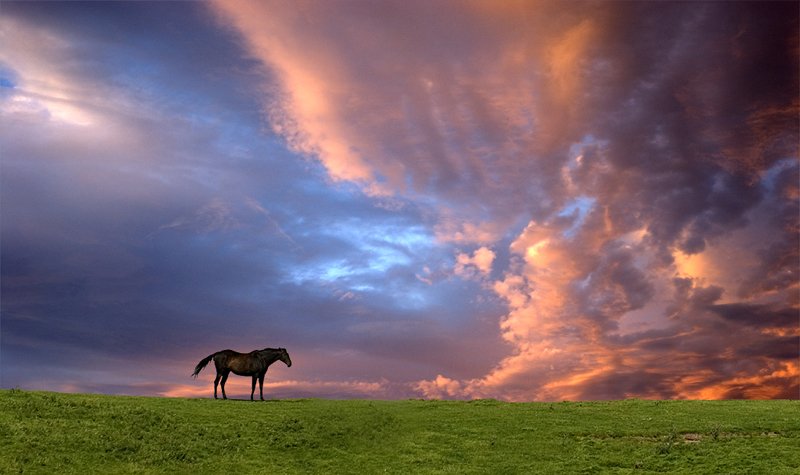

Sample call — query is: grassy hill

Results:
[1,389,798,473]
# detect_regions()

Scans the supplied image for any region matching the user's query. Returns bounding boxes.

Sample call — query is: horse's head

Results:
[278,348,292,367]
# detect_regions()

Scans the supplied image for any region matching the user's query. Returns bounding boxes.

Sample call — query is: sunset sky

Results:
[1,1,798,401]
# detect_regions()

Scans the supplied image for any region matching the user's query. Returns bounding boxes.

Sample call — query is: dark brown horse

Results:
[192,347,292,400]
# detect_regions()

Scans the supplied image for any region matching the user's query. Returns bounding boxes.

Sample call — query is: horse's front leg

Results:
[250,375,257,401]
[258,373,266,401]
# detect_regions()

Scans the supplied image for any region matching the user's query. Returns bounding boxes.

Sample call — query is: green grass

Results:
[1,390,798,474]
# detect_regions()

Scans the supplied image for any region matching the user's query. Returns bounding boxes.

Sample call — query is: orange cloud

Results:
[211,0,378,188]
[675,362,799,400]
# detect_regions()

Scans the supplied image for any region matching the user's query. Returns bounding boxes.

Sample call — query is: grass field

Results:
[1,389,798,474]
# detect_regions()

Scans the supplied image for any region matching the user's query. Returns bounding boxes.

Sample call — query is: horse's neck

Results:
[258,350,281,365]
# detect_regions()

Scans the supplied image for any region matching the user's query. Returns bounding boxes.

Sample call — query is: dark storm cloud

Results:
[738,162,800,299]
[559,2,797,259]
[708,303,797,330]
[573,241,655,329]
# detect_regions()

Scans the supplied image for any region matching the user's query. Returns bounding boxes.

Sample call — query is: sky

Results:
[1,1,798,401]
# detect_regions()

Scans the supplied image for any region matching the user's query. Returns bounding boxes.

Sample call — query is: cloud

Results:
[210,0,798,400]
[415,374,464,400]
[454,246,495,279]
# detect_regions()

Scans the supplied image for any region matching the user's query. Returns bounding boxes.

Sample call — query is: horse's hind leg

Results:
[214,372,221,399]
[220,371,229,400]
[250,376,257,401]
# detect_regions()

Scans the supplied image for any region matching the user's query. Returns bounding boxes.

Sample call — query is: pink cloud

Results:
[454,246,495,279]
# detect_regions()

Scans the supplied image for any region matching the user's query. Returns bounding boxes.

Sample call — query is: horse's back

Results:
[213,349,261,375]
[212,349,238,365]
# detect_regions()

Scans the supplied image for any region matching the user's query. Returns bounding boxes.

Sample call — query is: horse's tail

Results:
[191,353,216,378]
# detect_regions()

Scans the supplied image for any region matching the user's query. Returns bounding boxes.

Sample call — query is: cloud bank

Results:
[212,0,798,400]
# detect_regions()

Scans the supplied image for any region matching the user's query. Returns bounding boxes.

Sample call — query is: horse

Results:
[191,347,292,400]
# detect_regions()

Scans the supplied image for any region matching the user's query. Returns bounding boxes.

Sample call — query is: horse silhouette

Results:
[192,347,292,400]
